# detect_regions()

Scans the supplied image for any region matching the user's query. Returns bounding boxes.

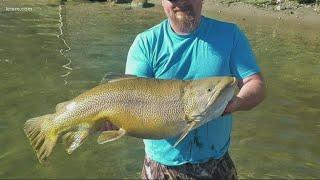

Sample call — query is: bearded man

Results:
[125,0,266,179]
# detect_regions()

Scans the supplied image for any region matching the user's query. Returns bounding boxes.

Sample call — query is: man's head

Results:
[162,0,203,34]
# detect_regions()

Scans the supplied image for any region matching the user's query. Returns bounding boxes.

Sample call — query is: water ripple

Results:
[57,4,72,85]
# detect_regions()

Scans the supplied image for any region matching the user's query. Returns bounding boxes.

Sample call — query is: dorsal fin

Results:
[100,72,137,84]
[55,101,69,112]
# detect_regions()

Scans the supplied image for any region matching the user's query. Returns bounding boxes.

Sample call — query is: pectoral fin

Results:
[62,130,89,154]
[97,128,126,144]
[173,120,199,147]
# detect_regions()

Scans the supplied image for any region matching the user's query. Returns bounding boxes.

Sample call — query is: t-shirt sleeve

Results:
[230,25,260,79]
[125,34,154,77]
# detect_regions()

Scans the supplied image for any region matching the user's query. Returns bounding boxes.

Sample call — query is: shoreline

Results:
[147,0,320,30]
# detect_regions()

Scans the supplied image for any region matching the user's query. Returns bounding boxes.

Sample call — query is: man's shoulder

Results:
[202,16,237,31]
[136,19,167,40]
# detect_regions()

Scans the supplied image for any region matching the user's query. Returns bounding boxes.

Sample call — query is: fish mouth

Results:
[207,78,236,107]
[231,77,237,86]
[189,114,205,121]
[203,78,237,118]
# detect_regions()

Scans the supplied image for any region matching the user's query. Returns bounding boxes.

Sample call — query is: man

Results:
[125,0,266,179]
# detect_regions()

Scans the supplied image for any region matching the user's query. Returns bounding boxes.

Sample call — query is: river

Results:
[0,0,319,178]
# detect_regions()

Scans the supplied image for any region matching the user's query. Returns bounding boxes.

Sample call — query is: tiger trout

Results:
[24,74,237,163]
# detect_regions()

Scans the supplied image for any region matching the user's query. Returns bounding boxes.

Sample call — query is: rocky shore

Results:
[220,0,319,13]
[61,0,319,28]
[143,0,319,29]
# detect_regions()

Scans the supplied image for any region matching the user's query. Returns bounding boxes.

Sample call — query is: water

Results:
[0,0,319,178]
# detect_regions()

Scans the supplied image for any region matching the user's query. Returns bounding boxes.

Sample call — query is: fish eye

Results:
[207,88,212,92]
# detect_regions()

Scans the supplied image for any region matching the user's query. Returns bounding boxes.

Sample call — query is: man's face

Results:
[162,0,203,33]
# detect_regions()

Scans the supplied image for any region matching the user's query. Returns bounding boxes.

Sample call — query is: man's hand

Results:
[223,73,266,116]
[222,96,241,115]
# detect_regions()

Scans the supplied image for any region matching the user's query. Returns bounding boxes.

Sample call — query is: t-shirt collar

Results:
[167,16,204,39]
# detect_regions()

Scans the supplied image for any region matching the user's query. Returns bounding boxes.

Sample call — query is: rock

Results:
[131,0,147,8]
[275,5,286,10]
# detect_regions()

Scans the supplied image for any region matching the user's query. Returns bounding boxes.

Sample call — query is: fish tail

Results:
[24,114,57,163]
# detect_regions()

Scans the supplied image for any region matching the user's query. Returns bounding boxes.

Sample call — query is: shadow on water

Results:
[0,0,319,179]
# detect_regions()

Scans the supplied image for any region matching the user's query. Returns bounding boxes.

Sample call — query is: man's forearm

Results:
[235,78,266,111]
[223,74,266,114]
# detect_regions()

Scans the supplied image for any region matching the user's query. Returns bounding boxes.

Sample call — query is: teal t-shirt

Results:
[125,16,260,166]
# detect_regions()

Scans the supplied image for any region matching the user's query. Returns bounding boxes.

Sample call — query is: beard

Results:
[169,4,200,33]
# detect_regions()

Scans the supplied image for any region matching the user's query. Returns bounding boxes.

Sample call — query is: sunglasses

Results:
[167,0,179,2]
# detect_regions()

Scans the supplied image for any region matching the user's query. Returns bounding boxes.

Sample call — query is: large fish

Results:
[24,74,236,163]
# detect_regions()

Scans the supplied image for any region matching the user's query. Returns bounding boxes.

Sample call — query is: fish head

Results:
[183,76,237,127]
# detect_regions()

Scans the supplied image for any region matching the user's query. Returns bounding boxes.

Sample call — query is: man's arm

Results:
[223,73,266,115]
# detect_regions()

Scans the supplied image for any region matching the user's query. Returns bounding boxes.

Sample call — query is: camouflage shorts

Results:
[141,152,237,180]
